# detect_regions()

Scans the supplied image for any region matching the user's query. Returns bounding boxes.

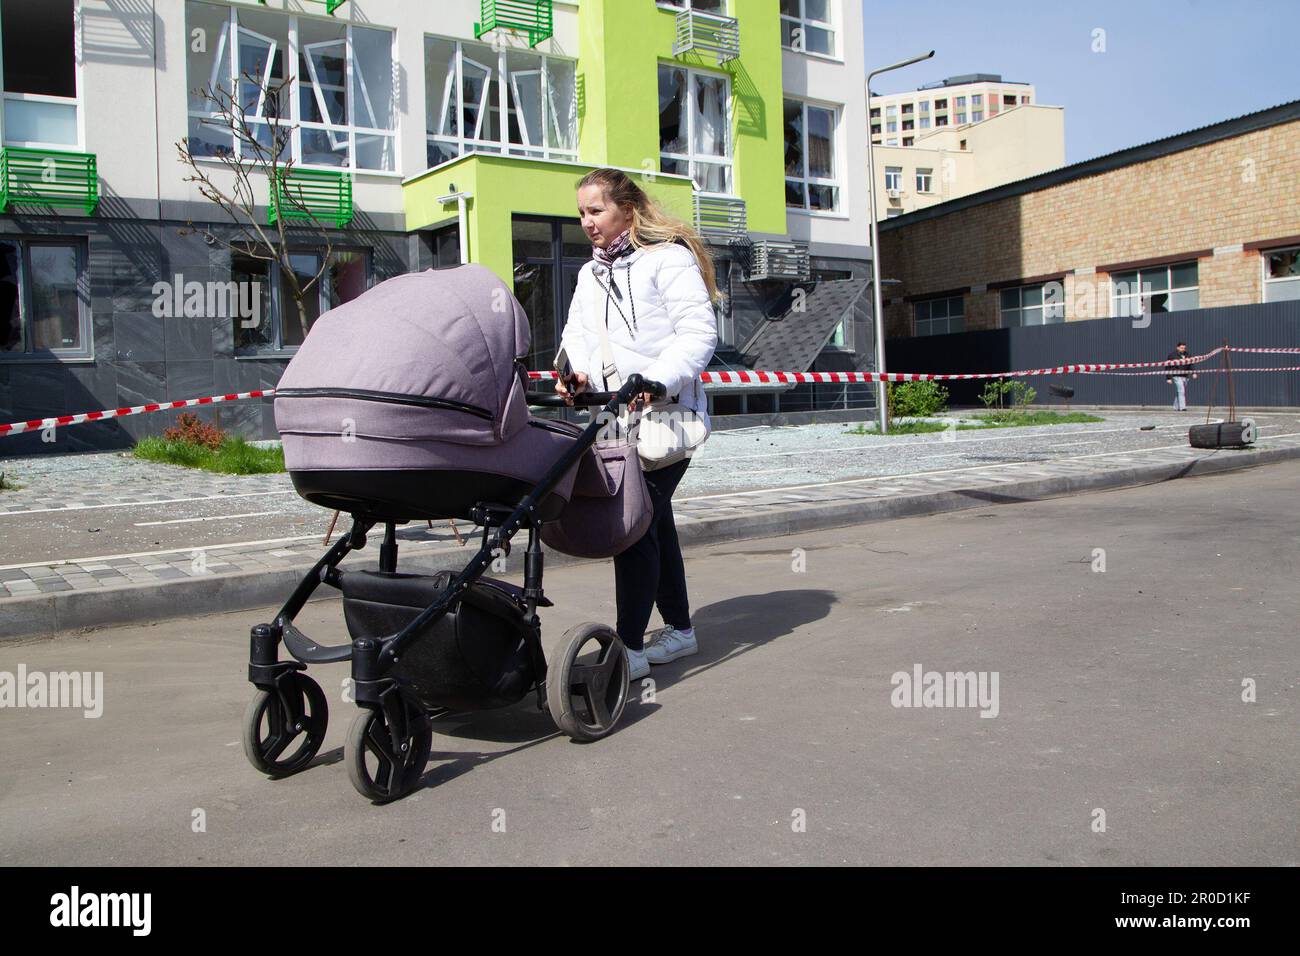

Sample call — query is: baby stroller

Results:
[242,265,665,802]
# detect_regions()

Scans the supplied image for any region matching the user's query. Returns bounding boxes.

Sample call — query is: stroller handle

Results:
[527,373,666,408]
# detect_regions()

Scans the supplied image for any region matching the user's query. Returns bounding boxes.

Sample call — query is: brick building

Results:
[878,99,1300,340]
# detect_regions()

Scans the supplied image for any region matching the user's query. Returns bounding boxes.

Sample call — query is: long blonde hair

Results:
[578,167,721,303]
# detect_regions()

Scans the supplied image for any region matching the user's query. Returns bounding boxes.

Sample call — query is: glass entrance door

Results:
[511,216,592,375]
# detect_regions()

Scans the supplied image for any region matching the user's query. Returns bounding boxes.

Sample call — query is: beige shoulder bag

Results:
[595,292,709,472]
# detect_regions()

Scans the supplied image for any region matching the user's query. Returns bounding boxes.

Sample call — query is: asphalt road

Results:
[0,460,1296,865]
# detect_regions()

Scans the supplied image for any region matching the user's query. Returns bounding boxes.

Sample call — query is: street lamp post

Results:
[866,50,934,434]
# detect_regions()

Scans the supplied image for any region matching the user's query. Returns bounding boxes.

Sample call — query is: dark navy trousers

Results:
[613,456,692,651]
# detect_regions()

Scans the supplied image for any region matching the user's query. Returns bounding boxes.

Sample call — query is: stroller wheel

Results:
[547,623,629,742]
[346,704,432,802]
[242,674,329,778]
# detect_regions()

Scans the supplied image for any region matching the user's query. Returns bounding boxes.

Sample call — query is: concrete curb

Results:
[5,442,1299,641]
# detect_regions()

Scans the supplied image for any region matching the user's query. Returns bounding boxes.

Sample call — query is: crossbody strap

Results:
[595,273,622,392]
[594,267,637,442]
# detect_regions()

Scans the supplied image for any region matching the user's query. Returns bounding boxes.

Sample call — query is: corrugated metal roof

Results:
[738,279,869,378]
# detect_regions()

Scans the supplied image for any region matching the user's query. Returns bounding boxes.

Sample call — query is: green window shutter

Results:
[0,148,99,215]
[474,0,554,49]
[256,0,350,14]
[268,168,354,228]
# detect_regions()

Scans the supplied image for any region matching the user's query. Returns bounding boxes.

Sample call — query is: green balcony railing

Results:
[0,147,99,215]
[268,168,353,228]
[257,0,349,14]
[475,0,553,48]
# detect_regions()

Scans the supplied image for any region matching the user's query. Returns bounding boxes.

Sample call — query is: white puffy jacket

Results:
[558,241,718,434]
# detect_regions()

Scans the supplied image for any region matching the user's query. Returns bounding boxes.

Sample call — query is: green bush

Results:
[163,411,226,450]
[888,380,949,418]
[979,379,1036,412]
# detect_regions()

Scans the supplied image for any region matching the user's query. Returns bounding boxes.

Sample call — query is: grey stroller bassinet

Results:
[243,265,669,803]
[274,264,581,522]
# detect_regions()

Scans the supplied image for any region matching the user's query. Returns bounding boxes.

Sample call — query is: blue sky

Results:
[861,0,1299,164]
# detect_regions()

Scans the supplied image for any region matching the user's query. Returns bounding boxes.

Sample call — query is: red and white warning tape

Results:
[0,390,273,438]
[1084,366,1300,376]
[3,345,1297,439]
[528,346,1226,386]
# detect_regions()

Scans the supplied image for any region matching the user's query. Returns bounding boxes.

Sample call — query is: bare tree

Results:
[176,71,337,344]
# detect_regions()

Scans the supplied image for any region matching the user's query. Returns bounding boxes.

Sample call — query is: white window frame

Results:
[1263,245,1300,303]
[426,35,578,168]
[883,166,902,191]
[784,98,840,213]
[655,0,729,11]
[238,25,279,121]
[303,35,382,152]
[187,3,400,174]
[915,168,933,193]
[781,0,838,58]
[0,237,91,361]
[508,69,542,147]
[660,64,733,196]
[233,246,372,356]
[1110,262,1200,318]
[914,296,964,337]
[0,0,85,149]
[1001,283,1066,327]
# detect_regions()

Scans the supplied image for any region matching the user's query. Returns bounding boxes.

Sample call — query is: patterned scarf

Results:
[592,229,634,268]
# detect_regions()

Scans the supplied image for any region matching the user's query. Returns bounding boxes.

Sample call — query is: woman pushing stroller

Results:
[555,168,720,680]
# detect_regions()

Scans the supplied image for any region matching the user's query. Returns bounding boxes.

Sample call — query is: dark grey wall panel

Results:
[887,301,1300,407]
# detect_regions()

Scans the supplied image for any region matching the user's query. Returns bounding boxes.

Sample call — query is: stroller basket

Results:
[341,569,547,712]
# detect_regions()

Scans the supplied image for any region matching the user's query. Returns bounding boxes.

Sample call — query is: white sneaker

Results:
[645,627,697,665]
[626,646,650,680]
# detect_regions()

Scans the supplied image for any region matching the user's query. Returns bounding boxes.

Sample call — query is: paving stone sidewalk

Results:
[3,428,1299,607]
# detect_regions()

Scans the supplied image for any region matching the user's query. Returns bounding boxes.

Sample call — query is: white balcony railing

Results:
[747,239,810,282]
[672,9,740,65]
[693,194,747,243]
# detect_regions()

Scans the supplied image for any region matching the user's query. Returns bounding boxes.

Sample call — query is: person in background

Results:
[1165,341,1198,411]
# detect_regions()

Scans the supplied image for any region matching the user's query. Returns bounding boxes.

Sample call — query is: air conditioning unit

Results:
[887,188,901,200]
